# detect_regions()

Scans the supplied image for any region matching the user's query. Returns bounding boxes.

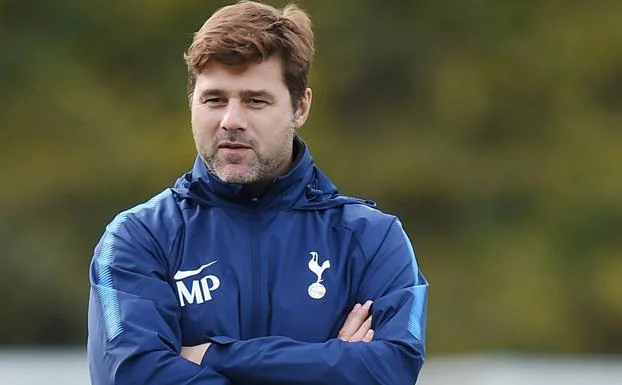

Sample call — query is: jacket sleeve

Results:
[203,217,428,385]
[87,209,232,385]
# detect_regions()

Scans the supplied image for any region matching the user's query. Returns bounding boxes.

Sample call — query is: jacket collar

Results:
[187,136,316,210]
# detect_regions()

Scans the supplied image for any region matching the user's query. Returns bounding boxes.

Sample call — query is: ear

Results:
[293,88,313,129]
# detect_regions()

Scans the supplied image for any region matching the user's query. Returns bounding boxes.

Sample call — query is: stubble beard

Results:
[201,130,294,185]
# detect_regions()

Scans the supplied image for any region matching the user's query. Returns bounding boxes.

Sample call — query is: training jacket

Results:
[88,137,428,385]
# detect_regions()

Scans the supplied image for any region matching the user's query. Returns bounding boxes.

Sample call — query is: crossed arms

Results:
[87,217,427,384]
[181,300,375,364]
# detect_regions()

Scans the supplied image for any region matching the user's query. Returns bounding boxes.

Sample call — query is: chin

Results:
[216,165,256,184]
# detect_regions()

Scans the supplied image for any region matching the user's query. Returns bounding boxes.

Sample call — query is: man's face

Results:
[191,56,310,185]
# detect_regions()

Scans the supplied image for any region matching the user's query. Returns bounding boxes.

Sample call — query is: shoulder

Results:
[338,201,397,230]
[334,201,421,276]
[94,189,184,268]
[334,201,401,250]
[92,190,184,286]
[103,189,182,241]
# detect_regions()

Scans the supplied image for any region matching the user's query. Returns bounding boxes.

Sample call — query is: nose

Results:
[220,100,247,131]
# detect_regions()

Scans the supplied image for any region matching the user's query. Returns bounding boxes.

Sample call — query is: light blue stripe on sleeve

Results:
[96,230,124,341]
[396,220,428,341]
[94,190,171,341]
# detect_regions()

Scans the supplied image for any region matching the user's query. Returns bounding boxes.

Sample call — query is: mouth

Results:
[216,142,254,158]
[217,141,252,150]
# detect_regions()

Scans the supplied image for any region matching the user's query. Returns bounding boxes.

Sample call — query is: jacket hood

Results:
[172,137,375,211]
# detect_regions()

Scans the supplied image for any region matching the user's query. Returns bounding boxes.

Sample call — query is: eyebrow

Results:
[199,88,276,101]
[239,90,276,101]
[198,89,227,99]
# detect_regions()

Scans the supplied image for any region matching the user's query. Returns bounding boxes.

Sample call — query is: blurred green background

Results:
[1,0,621,356]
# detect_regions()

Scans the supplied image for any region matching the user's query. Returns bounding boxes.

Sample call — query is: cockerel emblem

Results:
[307,251,331,299]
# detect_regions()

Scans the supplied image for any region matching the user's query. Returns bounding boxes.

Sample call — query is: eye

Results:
[248,99,268,107]
[202,97,226,106]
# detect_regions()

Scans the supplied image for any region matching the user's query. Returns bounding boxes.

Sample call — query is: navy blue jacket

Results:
[88,139,428,384]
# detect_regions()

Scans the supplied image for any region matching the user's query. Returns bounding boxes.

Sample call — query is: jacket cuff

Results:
[201,336,237,368]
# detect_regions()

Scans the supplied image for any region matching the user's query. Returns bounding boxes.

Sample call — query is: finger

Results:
[349,315,372,342]
[338,301,372,340]
[180,343,210,365]
[338,303,362,340]
[180,346,190,358]
[180,346,199,362]
[346,301,373,341]
[362,329,374,342]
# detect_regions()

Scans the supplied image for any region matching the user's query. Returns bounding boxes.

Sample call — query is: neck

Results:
[243,178,273,198]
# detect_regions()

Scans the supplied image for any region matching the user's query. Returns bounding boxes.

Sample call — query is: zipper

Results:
[250,198,262,337]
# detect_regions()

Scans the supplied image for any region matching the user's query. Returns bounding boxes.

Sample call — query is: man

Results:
[87,1,428,384]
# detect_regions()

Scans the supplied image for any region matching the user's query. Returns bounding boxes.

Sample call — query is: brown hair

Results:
[184,1,314,110]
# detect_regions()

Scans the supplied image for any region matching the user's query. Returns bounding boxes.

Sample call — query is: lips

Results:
[217,141,252,150]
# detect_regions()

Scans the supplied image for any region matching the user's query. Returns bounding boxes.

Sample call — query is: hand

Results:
[338,300,374,342]
[181,342,211,365]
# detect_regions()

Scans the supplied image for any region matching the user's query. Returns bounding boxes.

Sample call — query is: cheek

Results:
[260,127,293,156]
[256,114,293,145]
[191,109,218,143]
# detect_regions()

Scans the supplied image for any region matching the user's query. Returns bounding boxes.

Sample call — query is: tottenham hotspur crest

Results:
[307,251,331,299]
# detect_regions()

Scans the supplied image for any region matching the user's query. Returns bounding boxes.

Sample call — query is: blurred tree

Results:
[1,0,620,354]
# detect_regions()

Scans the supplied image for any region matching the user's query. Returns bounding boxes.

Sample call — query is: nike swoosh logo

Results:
[173,261,218,280]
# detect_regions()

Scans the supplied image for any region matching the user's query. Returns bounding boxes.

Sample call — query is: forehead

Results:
[195,56,288,94]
